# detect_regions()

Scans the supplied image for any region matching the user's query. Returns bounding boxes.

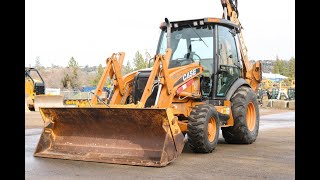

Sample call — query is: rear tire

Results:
[187,104,220,153]
[222,86,259,144]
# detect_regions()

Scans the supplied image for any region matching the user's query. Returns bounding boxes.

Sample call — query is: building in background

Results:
[262,72,288,82]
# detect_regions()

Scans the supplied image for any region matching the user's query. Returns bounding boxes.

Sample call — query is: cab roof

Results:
[160,17,240,30]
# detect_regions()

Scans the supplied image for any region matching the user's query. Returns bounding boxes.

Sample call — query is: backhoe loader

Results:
[25,67,64,111]
[34,0,262,167]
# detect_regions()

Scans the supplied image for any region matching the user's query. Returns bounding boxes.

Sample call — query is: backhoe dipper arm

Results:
[221,0,262,91]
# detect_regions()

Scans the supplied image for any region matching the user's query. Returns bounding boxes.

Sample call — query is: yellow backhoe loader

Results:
[34,0,262,167]
[25,67,64,111]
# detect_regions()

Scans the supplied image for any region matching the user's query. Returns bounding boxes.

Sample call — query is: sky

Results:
[25,0,295,67]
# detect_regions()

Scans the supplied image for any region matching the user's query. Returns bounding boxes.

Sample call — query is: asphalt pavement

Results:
[25,111,295,180]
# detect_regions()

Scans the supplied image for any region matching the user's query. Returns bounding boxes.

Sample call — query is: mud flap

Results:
[34,108,185,167]
[34,95,64,111]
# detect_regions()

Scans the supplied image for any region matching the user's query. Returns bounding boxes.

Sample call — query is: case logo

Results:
[183,69,197,81]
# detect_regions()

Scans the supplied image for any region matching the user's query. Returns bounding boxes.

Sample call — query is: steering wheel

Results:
[185,52,201,62]
[192,53,201,61]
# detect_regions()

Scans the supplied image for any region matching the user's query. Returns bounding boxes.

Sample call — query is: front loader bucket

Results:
[34,95,64,111]
[34,108,185,167]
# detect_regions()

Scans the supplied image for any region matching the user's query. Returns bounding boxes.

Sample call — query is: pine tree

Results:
[288,57,295,78]
[133,51,147,71]
[61,57,81,89]
[91,64,104,85]
[123,60,133,75]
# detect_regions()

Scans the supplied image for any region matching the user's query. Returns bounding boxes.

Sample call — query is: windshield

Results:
[25,69,43,83]
[158,25,214,75]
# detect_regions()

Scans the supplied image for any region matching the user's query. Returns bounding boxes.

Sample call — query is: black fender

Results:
[225,78,250,100]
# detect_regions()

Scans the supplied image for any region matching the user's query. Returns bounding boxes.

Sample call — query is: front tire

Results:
[222,86,259,144]
[187,104,220,153]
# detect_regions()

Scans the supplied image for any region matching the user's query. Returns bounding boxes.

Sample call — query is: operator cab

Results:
[25,68,45,95]
[133,18,245,105]
[157,18,243,99]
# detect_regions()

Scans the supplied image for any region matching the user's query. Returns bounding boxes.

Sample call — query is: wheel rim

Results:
[208,117,217,142]
[246,102,256,131]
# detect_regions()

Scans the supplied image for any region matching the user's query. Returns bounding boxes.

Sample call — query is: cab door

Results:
[216,25,241,97]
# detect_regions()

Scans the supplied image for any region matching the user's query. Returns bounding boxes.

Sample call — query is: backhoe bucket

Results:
[34,108,185,167]
[34,95,64,111]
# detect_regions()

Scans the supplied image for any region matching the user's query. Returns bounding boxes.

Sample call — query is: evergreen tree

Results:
[61,57,81,89]
[91,64,104,85]
[287,57,295,78]
[133,51,147,71]
[123,60,133,75]
[272,56,288,76]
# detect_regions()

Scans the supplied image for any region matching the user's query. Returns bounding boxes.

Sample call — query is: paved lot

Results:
[25,109,295,180]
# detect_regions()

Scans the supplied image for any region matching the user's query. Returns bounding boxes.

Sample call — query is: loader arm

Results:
[221,0,262,91]
[138,48,174,108]
[90,52,137,105]
[137,48,203,109]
